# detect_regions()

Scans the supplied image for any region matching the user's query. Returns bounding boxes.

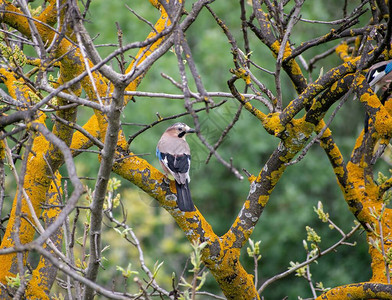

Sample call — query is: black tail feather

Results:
[175,181,195,212]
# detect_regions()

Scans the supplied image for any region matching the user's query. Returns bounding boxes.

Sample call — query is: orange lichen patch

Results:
[358,88,392,137]
[280,42,292,60]
[267,166,284,186]
[124,0,175,104]
[26,175,63,299]
[43,175,63,220]
[1,1,30,36]
[386,48,392,59]
[373,109,392,137]
[247,175,257,184]
[148,0,161,9]
[116,130,130,150]
[50,110,77,165]
[0,69,32,103]
[232,68,251,85]
[384,97,392,115]
[70,115,100,150]
[242,101,266,122]
[258,195,269,206]
[25,265,50,300]
[269,40,303,77]
[1,1,56,44]
[335,43,351,62]
[288,59,303,76]
[368,208,392,282]
[343,161,380,223]
[364,177,379,199]
[368,234,388,282]
[332,164,346,178]
[316,282,392,299]
[330,160,346,178]
[355,75,366,89]
[318,129,346,173]
[359,90,381,109]
[270,40,282,57]
[210,248,259,300]
[0,124,52,283]
[243,199,251,210]
[222,230,237,249]
[113,153,166,200]
[0,196,47,282]
[263,112,284,136]
[0,141,5,161]
[287,118,313,141]
[186,214,215,240]
[347,162,365,189]
[223,220,252,249]
[68,71,110,141]
[329,79,343,94]
[36,0,57,26]
[177,213,199,233]
[357,198,379,222]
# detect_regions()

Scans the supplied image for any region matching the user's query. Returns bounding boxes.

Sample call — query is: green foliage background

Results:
[50,0,381,298]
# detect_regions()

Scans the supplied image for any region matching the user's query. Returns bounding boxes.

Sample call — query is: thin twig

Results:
[127,100,226,144]
[274,0,304,110]
[258,223,361,293]
[205,104,243,164]
[285,91,350,166]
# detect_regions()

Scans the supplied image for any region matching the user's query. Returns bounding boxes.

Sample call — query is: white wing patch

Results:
[369,70,384,87]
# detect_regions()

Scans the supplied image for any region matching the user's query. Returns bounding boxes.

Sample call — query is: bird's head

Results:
[166,122,195,139]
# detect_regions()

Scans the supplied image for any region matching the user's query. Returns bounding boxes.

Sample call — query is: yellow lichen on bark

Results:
[270,40,303,77]
[258,195,269,206]
[25,260,50,300]
[0,2,81,286]
[35,0,57,26]
[0,67,51,283]
[318,127,345,170]
[358,89,392,137]
[0,69,33,102]
[1,0,55,44]
[0,127,51,283]
[0,141,5,162]
[211,248,258,300]
[316,282,392,300]
[364,206,392,283]
[113,154,167,199]
[124,0,178,104]
[26,174,63,299]
[70,115,100,151]
[335,42,351,62]
[263,112,285,136]
[112,145,260,299]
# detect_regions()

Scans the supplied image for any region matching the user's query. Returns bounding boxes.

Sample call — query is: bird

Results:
[365,59,392,94]
[156,122,196,211]
[364,60,392,132]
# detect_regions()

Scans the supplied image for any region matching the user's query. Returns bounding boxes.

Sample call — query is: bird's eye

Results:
[177,127,183,131]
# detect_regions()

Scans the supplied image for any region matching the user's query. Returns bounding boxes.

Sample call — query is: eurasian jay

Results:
[364,60,392,132]
[156,122,196,211]
[365,59,392,94]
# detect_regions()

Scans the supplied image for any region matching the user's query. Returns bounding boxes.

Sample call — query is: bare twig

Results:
[127,100,226,144]
[258,223,360,293]
[285,91,350,166]
[84,85,125,300]
[275,0,303,110]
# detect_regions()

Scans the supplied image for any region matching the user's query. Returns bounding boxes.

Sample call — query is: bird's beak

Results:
[187,127,196,133]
